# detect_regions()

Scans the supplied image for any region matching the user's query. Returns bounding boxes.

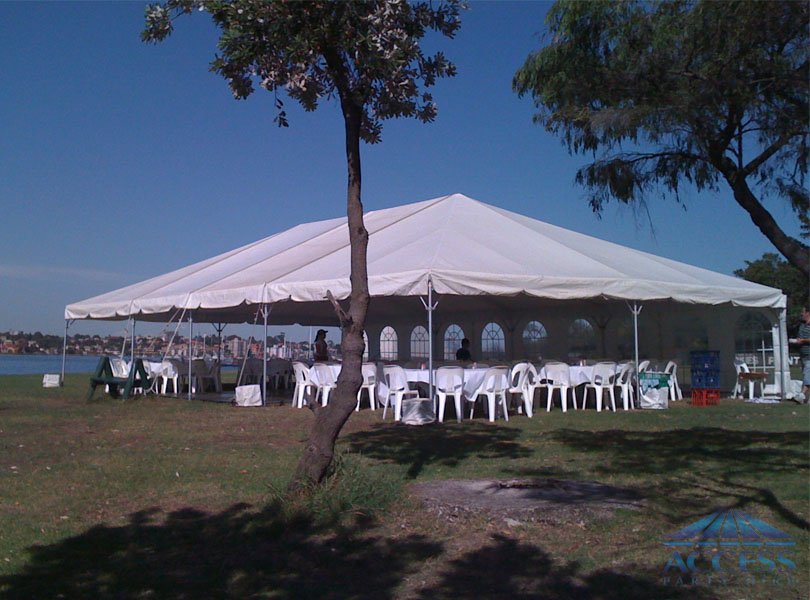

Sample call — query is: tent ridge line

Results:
[482,203,634,278]
[216,193,455,296]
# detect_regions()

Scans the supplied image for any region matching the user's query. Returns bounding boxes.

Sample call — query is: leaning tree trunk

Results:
[723,170,810,278]
[289,96,370,489]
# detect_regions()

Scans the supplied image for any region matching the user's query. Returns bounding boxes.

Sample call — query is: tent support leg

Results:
[60,319,73,385]
[628,302,643,408]
[263,305,269,406]
[188,313,193,401]
[214,323,226,364]
[421,276,438,414]
[777,307,789,401]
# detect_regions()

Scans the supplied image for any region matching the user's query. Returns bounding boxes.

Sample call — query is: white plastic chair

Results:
[141,361,163,394]
[291,361,316,408]
[732,360,764,399]
[436,366,464,423]
[382,365,419,421]
[663,360,683,400]
[638,360,650,374]
[191,359,221,394]
[541,361,576,412]
[508,362,534,418]
[311,363,337,407]
[468,366,510,422]
[733,360,745,398]
[160,360,179,395]
[238,358,262,386]
[522,364,545,416]
[581,361,617,411]
[356,363,377,411]
[268,358,292,390]
[615,362,636,410]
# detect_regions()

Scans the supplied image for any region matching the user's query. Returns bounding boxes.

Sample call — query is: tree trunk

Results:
[289,95,370,489]
[725,173,809,278]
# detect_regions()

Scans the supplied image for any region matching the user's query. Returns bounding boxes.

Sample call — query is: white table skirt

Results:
[537,365,595,386]
[404,367,507,400]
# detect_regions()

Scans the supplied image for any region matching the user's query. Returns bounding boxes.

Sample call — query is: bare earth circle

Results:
[410,478,645,524]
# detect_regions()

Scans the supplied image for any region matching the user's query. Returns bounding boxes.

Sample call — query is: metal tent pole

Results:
[60,319,72,385]
[421,276,438,411]
[131,319,136,364]
[777,306,789,400]
[263,304,269,406]
[188,313,193,401]
[214,323,225,364]
[629,302,643,408]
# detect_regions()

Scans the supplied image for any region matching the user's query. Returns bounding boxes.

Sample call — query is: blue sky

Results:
[0,1,800,340]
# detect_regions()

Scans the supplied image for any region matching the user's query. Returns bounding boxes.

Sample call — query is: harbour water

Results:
[0,354,104,376]
[0,354,240,376]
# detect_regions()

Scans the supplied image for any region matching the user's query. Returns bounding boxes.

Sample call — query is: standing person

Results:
[456,338,472,361]
[313,329,330,362]
[793,306,810,403]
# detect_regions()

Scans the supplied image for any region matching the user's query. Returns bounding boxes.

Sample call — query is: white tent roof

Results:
[65,193,785,323]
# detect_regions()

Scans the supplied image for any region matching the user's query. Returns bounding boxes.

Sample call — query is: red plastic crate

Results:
[691,388,721,406]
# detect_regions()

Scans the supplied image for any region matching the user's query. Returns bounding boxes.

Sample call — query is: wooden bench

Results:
[86,357,151,401]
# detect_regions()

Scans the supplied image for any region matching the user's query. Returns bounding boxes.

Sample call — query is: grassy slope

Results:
[0,373,807,599]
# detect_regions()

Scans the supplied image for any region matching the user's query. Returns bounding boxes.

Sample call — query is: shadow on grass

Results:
[548,427,809,530]
[0,502,441,600]
[415,533,713,600]
[0,506,714,600]
[345,421,533,478]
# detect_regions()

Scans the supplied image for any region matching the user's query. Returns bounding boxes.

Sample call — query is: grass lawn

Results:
[0,373,807,599]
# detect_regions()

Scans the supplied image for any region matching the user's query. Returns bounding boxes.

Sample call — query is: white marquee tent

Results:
[65,193,789,395]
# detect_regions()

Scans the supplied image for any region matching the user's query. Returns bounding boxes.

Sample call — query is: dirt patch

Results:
[410,478,645,525]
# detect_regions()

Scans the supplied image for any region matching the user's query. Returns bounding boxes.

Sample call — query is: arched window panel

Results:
[444,324,465,360]
[481,322,505,360]
[522,320,548,360]
[379,326,398,361]
[567,318,596,361]
[410,325,429,359]
[734,312,772,369]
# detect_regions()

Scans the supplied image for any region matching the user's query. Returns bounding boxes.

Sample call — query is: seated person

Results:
[455,338,472,361]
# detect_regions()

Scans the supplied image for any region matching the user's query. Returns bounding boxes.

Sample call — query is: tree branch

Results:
[741,131,801,178]
[606,149,705,166]
[326,289,352,327]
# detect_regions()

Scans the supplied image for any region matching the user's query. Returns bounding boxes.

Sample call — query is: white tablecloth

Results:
[537,365,595,386]
[404,367,508,399]
[307,363,342,385]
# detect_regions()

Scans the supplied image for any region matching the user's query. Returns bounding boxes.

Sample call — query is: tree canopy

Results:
[514,0,809,277]
[142,0,461,487]
[143,0,459,142]
[734,253,807,334]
